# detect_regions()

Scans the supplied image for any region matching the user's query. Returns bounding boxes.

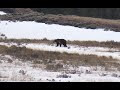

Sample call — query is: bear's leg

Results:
[56,43,59,47]
[63,43,67,47]
[60,44,62,47]
[64,44,67,47]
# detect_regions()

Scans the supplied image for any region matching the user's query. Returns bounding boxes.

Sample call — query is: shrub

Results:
[45,63,63,71]
[42,38,48,41]
[56,74,71,78]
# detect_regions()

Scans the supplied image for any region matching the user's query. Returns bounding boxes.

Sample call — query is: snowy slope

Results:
[1,20,120,82]
[1,54,120,82]
[0,21,120,42]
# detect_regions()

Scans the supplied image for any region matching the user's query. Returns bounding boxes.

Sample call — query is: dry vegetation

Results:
[0,38,51,44]
[68,40,120,48]
[1,39,120,48]
[1,10,120,32]
[0,44,120,71]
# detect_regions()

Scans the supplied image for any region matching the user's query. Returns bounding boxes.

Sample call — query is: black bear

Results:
[53,39,67,47]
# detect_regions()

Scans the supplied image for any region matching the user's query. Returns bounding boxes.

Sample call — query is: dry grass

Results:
[68,40,120,48]
[0,44,120,71]
[43,14,120,31]
[0,38,51,44]
[1,39,120,48]
[1,12,120,31]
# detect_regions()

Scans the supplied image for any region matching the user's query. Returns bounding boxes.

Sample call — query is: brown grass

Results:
[1,39,120,48]
[1,12,120,31]
[43,14,120,31]
[0,45,120,71]
[68,40,120,48]
[0,38,52,46]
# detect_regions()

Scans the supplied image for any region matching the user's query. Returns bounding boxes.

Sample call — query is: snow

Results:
[1,20,120,82]
[0,21,120,42]
[26,43,120,59]
[1,54,120,82]
[0,11,6,15]
[0,42,120,60]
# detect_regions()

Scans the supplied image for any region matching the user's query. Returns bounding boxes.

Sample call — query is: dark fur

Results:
[53,39,67,47]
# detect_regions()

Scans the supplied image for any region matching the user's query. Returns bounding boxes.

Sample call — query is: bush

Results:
[31,52,39,58]
[0,45,8,54]
[45,63,63,71]
[56,74,71,78]
[42,38,48,41]
[86,24,97,29]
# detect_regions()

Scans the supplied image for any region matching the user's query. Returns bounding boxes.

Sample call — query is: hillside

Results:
[0,19,120,81]
[31,8,120,19]
[1,8,120,32]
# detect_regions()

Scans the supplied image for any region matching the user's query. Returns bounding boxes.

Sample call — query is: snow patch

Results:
[1,55,120,82]
[0,11,6,15]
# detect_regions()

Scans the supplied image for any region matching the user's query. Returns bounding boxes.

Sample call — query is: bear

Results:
[53,39,67,47]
